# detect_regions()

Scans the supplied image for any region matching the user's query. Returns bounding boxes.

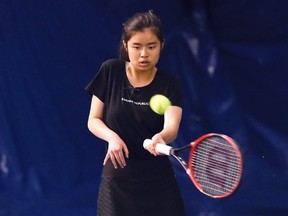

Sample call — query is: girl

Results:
[86,10,185,216]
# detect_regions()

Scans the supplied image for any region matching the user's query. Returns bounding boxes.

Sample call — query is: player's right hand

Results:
[104,135,129,169]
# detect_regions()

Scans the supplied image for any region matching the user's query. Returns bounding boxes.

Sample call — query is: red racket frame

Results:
[186,133,243,198]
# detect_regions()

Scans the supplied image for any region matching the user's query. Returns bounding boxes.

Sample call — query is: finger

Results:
[114,152,125,168]
[109,153,118,169]
[103,153,110,165]
[153,144,164,156]
[152,150,158,156]
[118,151,127,167]
[154,149,161,156]
[152,144,160,156]
[151,143,156,151]
[123,146,129,159]
[149,144,157,156]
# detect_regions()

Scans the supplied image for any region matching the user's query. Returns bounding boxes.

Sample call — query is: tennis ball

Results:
[149,94,171,115]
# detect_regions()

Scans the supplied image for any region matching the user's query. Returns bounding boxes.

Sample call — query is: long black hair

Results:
[119,10,164,61]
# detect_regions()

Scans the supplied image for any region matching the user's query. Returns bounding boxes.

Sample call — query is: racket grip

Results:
[143,139,172,156]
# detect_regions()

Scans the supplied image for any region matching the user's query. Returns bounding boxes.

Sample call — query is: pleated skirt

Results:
[97,157,185,216]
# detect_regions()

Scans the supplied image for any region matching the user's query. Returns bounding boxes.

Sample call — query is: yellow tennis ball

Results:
[149,94,171,115]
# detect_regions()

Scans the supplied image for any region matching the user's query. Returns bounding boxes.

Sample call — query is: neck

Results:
[126,63,157,87]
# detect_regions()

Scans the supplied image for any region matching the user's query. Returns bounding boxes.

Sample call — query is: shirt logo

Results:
[121,97,149,106]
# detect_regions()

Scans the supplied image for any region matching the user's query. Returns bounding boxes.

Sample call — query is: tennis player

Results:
[86,10,185,216]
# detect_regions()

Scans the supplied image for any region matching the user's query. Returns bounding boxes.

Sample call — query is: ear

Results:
[123,40,127,51]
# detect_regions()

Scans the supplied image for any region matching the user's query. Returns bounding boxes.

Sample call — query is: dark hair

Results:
[119,10,164,61]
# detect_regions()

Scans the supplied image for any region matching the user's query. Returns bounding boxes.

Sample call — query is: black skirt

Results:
[97,157,185,216]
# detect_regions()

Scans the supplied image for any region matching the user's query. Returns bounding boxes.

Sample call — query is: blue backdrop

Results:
[1,0,287,215]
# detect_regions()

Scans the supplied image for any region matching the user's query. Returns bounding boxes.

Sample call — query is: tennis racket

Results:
[143,133,243,198]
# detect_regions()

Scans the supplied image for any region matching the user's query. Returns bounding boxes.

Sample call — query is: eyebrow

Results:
[131,42,158,45]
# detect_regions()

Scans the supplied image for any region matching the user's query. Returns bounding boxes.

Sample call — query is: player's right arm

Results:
[87,95,129,169]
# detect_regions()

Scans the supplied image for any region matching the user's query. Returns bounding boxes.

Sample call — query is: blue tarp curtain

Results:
[1,0,287,215]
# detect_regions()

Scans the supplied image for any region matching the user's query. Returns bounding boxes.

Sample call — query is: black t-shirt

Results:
[85,59,182,160]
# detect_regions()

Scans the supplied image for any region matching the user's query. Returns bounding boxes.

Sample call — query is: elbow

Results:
[170,132,178,143]
[87,118,93,132]
[170,127,180,143]
[164,130,178,144]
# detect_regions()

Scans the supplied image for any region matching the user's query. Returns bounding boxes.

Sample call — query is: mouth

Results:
[139,61,149,67]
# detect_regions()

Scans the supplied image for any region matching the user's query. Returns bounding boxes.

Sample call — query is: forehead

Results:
[129,28,160,44]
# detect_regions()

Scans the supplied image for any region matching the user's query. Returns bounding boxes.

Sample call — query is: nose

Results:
[140,48,148,58]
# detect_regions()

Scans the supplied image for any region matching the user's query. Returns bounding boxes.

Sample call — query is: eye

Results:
[149,45,156,50]
[133,46,140,49]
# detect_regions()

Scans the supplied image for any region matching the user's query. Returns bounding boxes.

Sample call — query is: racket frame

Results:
[186,133,243,198]
[143,133,243,198]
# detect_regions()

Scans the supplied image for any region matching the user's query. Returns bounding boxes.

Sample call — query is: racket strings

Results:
[191,160,239,194]
[191,156,239,183]
[193,141,241,176]
[190,137,242,197]
[191,145,240,177]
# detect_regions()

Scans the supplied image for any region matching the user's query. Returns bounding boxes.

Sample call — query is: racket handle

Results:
[143,139,172,156]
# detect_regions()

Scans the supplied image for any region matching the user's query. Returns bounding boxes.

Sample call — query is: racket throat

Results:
[176,156,188,169]
[171,149,188,170]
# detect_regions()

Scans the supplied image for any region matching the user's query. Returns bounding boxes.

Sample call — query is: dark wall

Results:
[1,0,287,215]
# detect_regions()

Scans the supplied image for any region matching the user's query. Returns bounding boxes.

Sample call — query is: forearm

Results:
[154,124,179,144]
[87,117,118,142]
[161,130,178,143]
[88,116,129,169]
[152,106,182,144]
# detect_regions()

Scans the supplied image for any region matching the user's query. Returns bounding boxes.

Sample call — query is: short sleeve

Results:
[85,62,109,102]
[168,76,182,108]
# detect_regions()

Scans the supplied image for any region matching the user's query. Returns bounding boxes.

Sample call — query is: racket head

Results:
[187,133,243,198]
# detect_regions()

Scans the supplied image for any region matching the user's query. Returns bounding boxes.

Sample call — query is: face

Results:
[124,28,162,73]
